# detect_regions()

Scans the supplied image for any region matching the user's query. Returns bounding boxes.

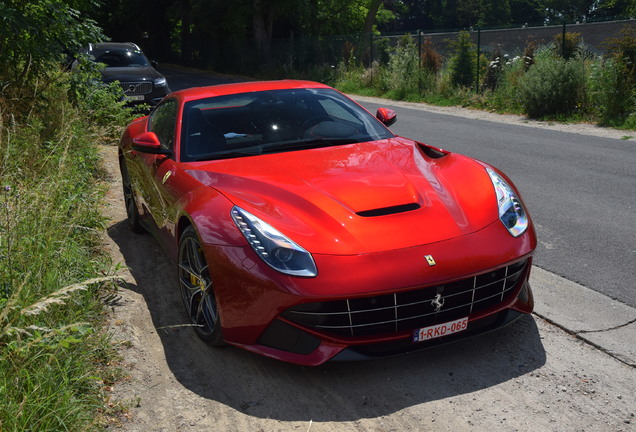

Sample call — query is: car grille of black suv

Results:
[120,81,153,96]
[282,259,529,338]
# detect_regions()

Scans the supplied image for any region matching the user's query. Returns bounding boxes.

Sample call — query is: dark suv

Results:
[82,42,171,106]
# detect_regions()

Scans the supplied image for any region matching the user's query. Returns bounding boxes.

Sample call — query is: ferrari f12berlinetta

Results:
[118,80,536,366]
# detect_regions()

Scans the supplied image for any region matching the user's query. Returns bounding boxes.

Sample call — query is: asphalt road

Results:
[361,101,636,308]
[158,65,636,308]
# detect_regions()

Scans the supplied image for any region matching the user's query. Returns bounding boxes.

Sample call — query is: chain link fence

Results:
[188,17,635,83]
[378,18,635,59]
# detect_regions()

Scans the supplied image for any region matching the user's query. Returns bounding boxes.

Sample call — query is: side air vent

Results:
[356,203,420,217]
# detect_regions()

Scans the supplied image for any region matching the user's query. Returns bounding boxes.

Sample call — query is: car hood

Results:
[186,138,499,255]
[100,66,162,83]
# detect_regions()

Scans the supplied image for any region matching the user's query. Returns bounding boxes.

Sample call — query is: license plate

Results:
[412,317,468,343]
[125,95,145,101]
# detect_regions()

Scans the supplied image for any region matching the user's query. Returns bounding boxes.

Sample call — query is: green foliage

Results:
[449,31,476,88]
[385,35,421,99]
[480,0,512,27]
[486,54,528,113]
[519,53,586,118]
[554,32,582,60]
[0,78,123,430]
[0,0,104,105]
[605,26,636,85]
[375,37,392,64]
[420,37,442,74]
[587,56,635,125]
[483,47,506,90]
[331,27,634,128]
[67,55,135,128]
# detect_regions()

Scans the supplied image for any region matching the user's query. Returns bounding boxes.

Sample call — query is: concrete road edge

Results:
[531,266,636,367]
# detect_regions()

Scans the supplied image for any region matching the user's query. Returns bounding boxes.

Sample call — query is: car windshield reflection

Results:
[93,49,150,68]
[180,88,394,161]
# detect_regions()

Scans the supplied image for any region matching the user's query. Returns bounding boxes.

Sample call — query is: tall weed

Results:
[385,35,421,99]
[488,55,530,113]
[588,56,635,125]
[0,74,126,431]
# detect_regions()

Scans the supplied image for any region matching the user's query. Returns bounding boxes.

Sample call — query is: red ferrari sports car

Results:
[118,80,536,366]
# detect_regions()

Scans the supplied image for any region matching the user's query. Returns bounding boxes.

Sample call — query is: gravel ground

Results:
[98,104,636,430]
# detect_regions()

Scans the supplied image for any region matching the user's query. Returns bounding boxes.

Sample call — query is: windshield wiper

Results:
[193,149,262,161]
[263,137,360,153]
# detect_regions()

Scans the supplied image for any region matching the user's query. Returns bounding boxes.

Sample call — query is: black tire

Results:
[178,226,224,346]
[119,158,145,234]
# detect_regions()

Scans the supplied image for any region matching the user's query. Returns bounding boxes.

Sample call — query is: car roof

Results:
[171,80,334,103]
[88,42,141,52]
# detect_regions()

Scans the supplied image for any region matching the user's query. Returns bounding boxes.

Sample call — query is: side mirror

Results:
[151,60,159,68]
[132,131,171,155]
[376,108,397,127]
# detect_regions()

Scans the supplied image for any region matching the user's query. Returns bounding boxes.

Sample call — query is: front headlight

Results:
[231,206,317,277]
[153,77,167,87]
[487,168,528,237]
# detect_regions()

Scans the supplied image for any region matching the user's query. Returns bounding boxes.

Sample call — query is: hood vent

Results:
[356,203,420,217]
[418,143,448,159]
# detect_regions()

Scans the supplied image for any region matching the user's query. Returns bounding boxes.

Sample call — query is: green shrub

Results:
[483,47,506,91]
[449,31,475,88]
[67,55,134,128]
[488,55,528,113]
[0,0,103,118]
[519,54,585,118]
[374,37,391,64]
[420,37,442,74]
[587,57,634,126]
[605,27,636,87]
[554,32,582,60]
[385,35,421,99]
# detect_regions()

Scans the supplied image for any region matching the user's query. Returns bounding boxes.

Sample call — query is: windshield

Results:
[92,48,150,68]
[180,88,395,162]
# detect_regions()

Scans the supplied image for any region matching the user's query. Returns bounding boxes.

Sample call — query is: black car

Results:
[82,42,171,106]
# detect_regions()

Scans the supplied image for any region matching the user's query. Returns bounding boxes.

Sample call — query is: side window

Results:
[148,100,177,151]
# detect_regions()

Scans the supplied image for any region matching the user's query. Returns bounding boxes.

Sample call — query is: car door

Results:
[133,99,180,249]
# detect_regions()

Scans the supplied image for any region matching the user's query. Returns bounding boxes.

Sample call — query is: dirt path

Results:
[99,144,635,432]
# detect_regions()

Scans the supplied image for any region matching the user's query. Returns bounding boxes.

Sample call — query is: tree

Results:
[450,30,476,86]
[363,0,384,34]
[510,0,545,25]
[591,0,636,19]
[480,0,511,26]
[253,0,275,62]
[543,0,597,22]
[0,0,103,87]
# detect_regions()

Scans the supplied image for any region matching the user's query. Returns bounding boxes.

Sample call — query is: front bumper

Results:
[205,220,536,366]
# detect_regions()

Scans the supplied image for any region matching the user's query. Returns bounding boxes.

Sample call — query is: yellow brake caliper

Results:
[189,272,205,291]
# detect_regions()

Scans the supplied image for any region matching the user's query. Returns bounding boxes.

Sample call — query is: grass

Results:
[0,70,132,431]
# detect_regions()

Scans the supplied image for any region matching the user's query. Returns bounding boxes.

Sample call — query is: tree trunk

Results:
[180,0,193,63]
[253,0,273,64]
[363,0,383,34]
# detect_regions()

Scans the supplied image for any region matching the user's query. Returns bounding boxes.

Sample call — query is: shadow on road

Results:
[108,218,546,422]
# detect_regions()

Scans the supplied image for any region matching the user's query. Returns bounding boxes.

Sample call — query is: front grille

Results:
[282,259,528,338]
[120,81,152,95]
